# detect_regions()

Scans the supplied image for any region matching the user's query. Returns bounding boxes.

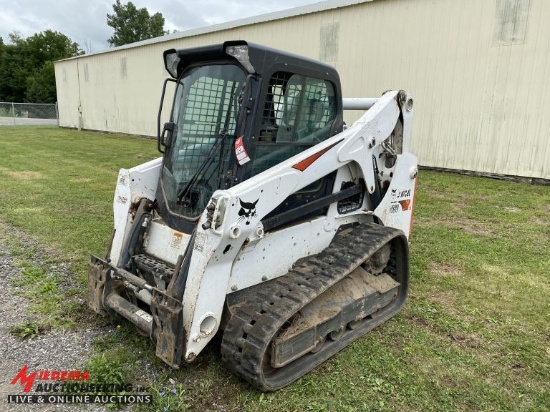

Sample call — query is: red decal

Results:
[234,136,251,165]
[399,199,411,211]
[292,139,343,172]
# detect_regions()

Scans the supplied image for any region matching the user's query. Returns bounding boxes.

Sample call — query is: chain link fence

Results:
[0,102,58,126]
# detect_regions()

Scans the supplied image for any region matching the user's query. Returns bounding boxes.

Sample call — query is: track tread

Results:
[221,223,408,391]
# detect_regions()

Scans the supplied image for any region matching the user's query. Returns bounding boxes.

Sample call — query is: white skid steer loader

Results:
[89,40,418,391]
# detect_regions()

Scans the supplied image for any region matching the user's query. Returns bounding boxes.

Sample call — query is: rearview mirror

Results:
[161,122,174,149]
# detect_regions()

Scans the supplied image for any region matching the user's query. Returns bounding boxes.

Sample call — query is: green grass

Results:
[0,126,549,411]
[8,321,48,339]
[0,126,158,266]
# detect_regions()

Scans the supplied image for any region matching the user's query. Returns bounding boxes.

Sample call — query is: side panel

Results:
[143,221,191,265]
[228,162,374,292]
[229,215,366,293]
[110,157,162,267]
[374,153,418,238]
[181,91,418,360]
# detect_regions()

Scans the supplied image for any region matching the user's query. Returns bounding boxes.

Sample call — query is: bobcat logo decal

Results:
[238,198,258,225]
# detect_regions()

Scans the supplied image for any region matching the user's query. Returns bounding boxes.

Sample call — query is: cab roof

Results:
[165,40,340,85]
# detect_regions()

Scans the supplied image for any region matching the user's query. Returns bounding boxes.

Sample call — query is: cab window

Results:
[252,72,337,176]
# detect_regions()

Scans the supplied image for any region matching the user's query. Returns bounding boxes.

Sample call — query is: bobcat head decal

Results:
[238,198,258,225]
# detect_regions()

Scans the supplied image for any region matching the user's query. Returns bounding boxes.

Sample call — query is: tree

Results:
[8,31,25,45]
[0,32,29,102]
[0,41,29,102]
[26,30,82,64]
[107,0,168,47]
[0,30,82,103]
[0,37,4,78]
[26,61,57,103]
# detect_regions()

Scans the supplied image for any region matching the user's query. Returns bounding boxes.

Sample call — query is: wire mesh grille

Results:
[260,72,335,143]
[181,76,238,139]
[254,71,337,175]
[164,65,246,218]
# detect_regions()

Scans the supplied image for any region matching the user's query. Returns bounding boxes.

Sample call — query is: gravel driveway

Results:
[0,227,111,411]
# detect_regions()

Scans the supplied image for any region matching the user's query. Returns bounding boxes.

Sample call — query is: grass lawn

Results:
[0,125,548,411]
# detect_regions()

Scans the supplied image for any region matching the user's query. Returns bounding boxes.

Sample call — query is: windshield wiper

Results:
[176,82,239,206]
[176,138,222,206]
[220,82,238,138]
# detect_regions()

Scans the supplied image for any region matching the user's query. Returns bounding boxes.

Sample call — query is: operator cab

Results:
[157,41,344,233]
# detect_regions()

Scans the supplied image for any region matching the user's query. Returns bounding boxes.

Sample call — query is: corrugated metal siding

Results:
[54,62,80,129]
[54,0,550,179]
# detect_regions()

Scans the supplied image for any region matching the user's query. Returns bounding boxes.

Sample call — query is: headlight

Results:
[163,50,180,78]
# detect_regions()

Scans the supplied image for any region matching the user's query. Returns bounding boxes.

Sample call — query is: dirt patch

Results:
[449,332,483,349]
[429,262,464,278]
[13,207,45,214]
[531,215,549,227]
[407,316,430,328]
[481,263,509,277]
[69,178,92,183]
[418,217,497,237]
[460,220,497,236]
[7,171,45,180]
[439,375,458,389]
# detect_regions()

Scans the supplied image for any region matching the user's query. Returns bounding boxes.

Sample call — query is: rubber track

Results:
[221,223,407,391]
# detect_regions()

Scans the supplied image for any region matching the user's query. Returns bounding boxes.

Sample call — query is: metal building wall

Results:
[55,0,550,179]
[55,45,168,135]
[55,61,80,129]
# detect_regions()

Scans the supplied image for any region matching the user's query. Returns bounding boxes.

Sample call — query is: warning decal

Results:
[234,136,251,165]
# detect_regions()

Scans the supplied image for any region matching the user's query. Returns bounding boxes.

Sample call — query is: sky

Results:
[0,0,323,53]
